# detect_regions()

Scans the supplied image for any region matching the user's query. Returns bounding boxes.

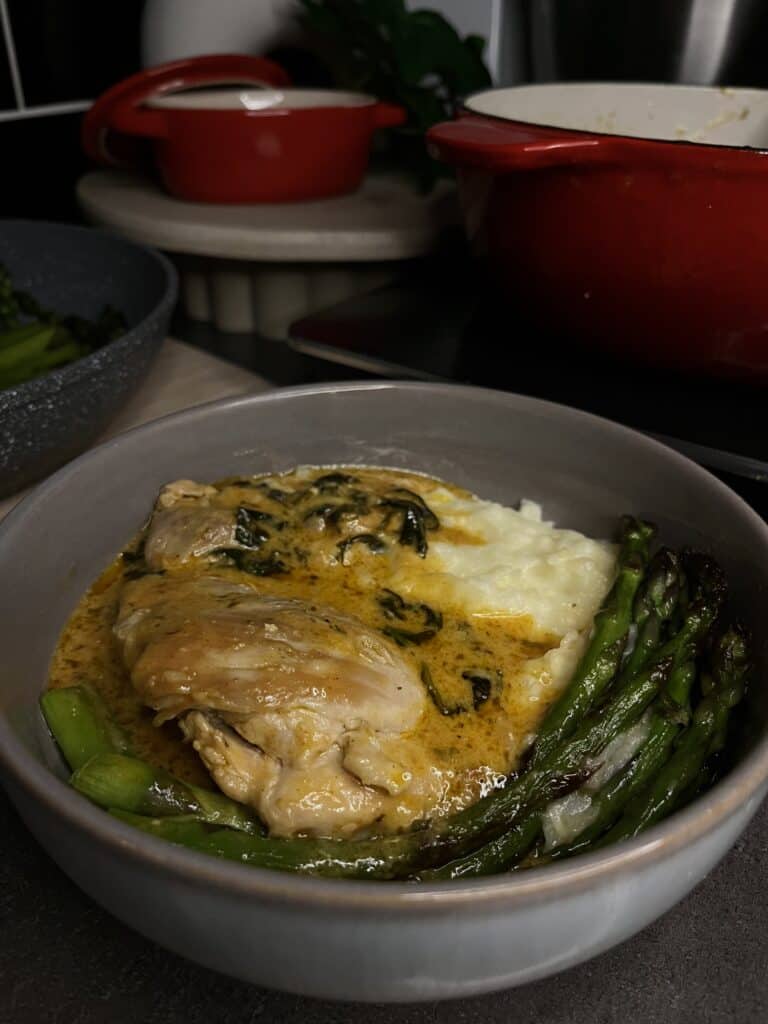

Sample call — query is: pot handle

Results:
[373,102,408,128]
[427,116,620,170]
[82,53,292,166]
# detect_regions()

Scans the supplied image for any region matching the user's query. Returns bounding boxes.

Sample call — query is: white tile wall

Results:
[0,0,24,108]
[0,0,90,119]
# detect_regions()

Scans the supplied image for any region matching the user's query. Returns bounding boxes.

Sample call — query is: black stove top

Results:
[291,252,765,450]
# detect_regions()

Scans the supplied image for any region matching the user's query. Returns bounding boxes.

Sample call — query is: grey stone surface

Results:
[1,784,765,1023]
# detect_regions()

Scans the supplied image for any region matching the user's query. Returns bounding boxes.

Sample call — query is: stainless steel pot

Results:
[525,0,766,86]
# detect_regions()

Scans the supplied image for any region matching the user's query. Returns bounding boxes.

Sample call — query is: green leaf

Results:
[391,82,447,129]
[361,0,407,25]
[296,0,492,188]
[465,34,487,60]
[406,12,492,96]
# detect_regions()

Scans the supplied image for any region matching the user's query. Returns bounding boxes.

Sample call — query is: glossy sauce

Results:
[47,467,566,814]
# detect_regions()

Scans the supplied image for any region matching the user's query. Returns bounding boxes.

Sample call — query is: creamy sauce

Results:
[47,467,598,826]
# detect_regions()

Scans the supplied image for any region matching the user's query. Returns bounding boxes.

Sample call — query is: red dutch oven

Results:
[83,54,406,203]
[427,83,768,381]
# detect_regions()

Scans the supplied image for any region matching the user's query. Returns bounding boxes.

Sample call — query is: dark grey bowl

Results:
[0,220,177,498]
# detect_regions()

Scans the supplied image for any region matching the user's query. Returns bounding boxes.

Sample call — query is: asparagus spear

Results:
[618,548,681,682]
[598,625,749,846]
[0,266,127,389]
[110,809,213,845]
[0,321,50,351]
[0,340,87,389]
[704,625,750,755]
[427,710,682,879]
[505,552,679,869]
[0,324,56,370]
[527,516,656,767]
[415,813,542,880]
[40,684,131,770]
[41,686,264,836]
[549,712,683,861]
[71,753,264,836]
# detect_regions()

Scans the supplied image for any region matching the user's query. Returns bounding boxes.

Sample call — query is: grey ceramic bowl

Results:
[0,220,177,498]
[0,382,766,1003]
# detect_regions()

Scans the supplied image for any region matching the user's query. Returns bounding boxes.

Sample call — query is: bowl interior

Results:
[466,83,768,149]
[1,384,767,846]
[0,220,172,331]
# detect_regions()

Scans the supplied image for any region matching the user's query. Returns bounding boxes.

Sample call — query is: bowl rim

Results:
[461,81,768,156]
[0,220,178,415]
[1,379,767,911]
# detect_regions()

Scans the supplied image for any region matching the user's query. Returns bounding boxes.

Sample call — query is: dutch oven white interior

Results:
[466,83,768,148]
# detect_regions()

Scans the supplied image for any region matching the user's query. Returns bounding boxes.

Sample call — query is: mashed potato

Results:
[406,493,615,636]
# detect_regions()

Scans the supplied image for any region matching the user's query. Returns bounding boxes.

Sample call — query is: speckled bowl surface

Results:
[0,382,767,1002]
[0,220,177,497]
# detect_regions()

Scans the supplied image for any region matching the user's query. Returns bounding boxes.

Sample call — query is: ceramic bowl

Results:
[0,220,177,498]
[0,382,766,1002]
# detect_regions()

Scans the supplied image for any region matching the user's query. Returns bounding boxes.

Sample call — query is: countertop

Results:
[2,333,767,1023]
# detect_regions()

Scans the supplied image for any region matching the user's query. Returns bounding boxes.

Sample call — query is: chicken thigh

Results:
[114,574,444,836]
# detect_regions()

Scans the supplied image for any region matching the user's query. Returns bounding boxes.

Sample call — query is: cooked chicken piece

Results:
[144,480,238,570]
[144,505,239,570]
[179,710,433,837]
[115,575,422,726]
[114,574,444,836]
[178,712,279,809]
[155,479,218,509]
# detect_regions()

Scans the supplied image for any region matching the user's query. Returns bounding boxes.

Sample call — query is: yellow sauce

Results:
[47,467,563,812]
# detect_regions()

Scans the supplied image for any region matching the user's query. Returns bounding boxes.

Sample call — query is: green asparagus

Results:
[617,548,681,682]
[548,712,683,861]
[0,263,126,389]
[42,686,264,836]
[40,684,131,770]
[0,321,49,351]
[0,324,56,370]
[527,516,655,768]
[71,753,264,836]
[110,809,213,845]
[598,626,749,846]
[415,813,542,880]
